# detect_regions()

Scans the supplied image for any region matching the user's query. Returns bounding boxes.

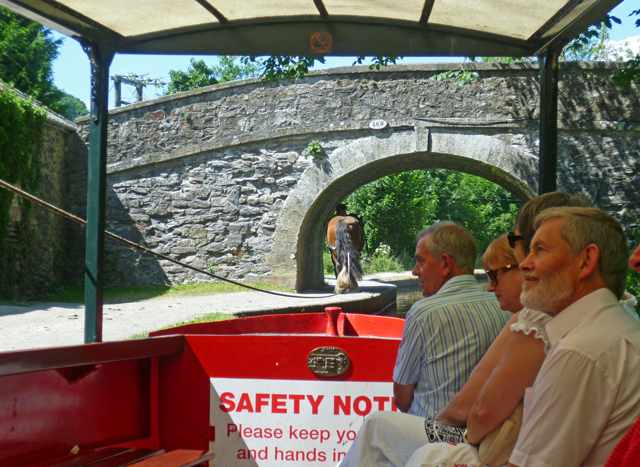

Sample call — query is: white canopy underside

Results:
[0,0,624,57]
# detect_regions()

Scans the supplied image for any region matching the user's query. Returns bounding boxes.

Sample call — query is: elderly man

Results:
[505,207,640,466]
[394,222,510,416]
[403,207,640,467]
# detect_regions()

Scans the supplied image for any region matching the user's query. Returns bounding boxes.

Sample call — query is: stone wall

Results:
[4,108,86,299]
[73,62,640,290]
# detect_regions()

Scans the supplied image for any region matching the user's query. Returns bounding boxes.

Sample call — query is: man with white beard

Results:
[505,207,640,467]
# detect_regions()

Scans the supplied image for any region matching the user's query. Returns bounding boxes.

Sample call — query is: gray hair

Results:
[534,207,629,299]
[417,222,478,273]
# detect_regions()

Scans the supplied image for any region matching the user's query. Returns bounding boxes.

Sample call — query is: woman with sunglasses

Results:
[431,234,547,445]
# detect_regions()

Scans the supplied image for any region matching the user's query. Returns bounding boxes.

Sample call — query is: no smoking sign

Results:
[311,31,332,54]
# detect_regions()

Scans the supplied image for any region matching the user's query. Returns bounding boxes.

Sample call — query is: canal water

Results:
[393,274,489,317]
[395,286,422,317]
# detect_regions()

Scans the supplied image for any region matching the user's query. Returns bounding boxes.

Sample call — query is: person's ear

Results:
[441,253,454,276]
[578,244,600,280]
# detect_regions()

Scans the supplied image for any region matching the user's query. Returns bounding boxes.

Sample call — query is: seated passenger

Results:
[393,222,510,418]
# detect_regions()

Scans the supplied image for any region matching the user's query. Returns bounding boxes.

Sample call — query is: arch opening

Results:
[268,129,537,290]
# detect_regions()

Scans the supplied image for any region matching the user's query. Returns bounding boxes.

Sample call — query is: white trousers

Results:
[337,411,481,467]
[337,411,429,467]
[406,442,481,467]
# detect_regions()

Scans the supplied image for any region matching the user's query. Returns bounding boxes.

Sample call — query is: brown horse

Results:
[326,215,365,293]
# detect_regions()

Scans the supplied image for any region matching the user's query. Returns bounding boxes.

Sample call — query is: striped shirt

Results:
[393,275,511,418]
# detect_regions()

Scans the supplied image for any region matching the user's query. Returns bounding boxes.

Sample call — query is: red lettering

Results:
[255,393,269,413]
[289,394,305,414]
[373,396,389,411]
[227,423,238,437]
[307,394,324,414]
[237,393,254,412]
[220,392,235,412]
[354,396,372,416]
[334,395,350,415]
[272,394,287,413]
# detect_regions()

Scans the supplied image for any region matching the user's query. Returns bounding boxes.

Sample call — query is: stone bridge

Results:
[74,62,639,291]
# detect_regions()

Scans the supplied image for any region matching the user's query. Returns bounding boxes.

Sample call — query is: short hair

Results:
[534,207,629,299]
[336,203,347,214]
[417,222,478,273]
[482,234,518,271]
[514,191,589,255]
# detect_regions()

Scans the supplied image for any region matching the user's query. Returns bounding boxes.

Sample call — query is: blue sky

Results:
[51,0,640,109]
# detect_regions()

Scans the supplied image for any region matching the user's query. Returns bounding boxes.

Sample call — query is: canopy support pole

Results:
[538,48,560,194]
[82,42,114,344]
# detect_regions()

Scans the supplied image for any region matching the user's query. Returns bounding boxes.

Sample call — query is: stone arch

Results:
[267,124,538,290]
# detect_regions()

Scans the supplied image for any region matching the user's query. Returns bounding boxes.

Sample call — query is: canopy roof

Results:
[0,0,624,57]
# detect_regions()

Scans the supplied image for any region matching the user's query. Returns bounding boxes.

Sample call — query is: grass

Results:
[323,245,413,276]
[0,281,293,306]
[128,311,237,339]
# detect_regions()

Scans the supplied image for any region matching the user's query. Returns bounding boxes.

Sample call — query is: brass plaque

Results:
[307,347,350,377]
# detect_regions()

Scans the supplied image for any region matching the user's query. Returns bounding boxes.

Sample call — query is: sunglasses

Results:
[507,232,523,249]
[485,264,519,286]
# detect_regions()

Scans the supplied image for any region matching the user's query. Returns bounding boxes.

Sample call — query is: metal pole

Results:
[82,42,114,343]
[538,48,559,194]
[136,83,143,102]
[114,77,122,107]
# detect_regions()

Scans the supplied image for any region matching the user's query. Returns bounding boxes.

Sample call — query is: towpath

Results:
[0,274,415,352]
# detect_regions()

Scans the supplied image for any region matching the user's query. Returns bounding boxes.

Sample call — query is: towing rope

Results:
[0,178,338,299]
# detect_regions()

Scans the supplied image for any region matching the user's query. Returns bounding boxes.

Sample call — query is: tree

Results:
[560,16,622,61]
[614,9,640,87]
[345,170,522,266]
[0,7,65,113]
[165,56,261,95]
[58,91,88,121]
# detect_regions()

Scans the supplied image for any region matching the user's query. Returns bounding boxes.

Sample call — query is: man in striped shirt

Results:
[393,222,511,418]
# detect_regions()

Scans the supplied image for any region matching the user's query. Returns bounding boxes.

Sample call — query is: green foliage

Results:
[322,243,413,277]
[0,84,47,298]
[0,8,65,113]
[345,171,439,258]
[256,55,399,83]
[323,249,335,276]
[257,55,323,83]
[429,69,481,88]
[165,56,260,95]
[345,169,522,268]
[560,20,619,61]
[306,140,324,157]
[614,9,640,88]
[165,58,219,94]
[58,91,88,121]
[362,244,413,275]
[352,56,402,70]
